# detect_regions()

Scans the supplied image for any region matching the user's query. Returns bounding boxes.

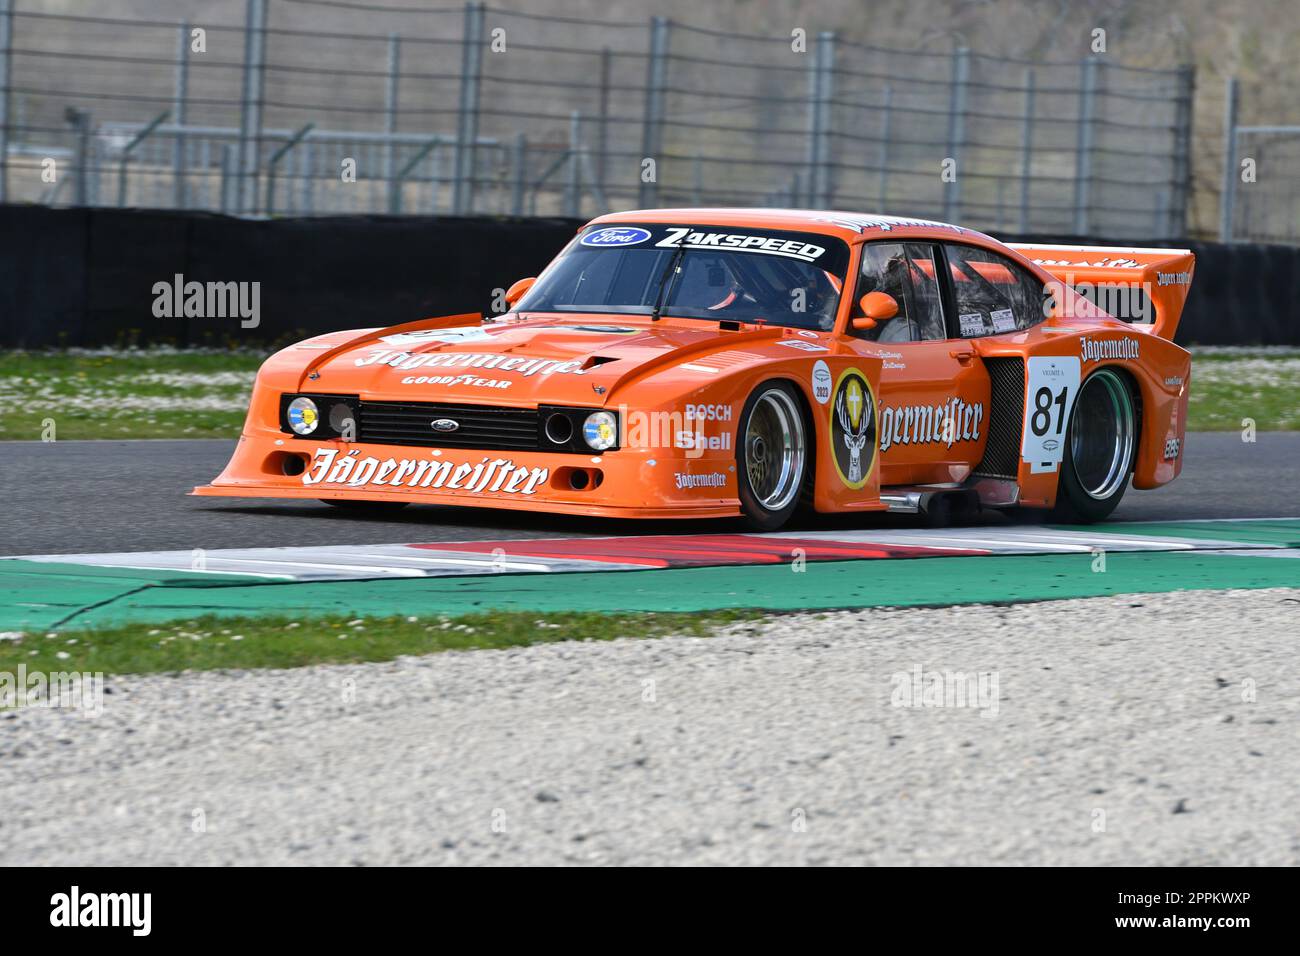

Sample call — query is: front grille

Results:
[973,357,1024,480]
[358,401,541,451]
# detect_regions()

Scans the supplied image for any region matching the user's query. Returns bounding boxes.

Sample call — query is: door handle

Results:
[949,349,975,364]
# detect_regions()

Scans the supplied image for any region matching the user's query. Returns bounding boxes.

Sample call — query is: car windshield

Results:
[513,224,850,331]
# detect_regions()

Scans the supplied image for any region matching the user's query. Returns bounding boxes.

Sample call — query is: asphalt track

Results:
[1,432,1296,555]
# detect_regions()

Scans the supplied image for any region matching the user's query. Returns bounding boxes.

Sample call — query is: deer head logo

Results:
[834,373,873,484]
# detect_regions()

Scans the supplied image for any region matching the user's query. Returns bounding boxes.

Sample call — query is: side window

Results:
[852,242,946,343]
[901,244,946,341]
[944,244,1046,337]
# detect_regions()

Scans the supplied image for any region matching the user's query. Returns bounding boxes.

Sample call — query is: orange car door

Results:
[848,241,991,487]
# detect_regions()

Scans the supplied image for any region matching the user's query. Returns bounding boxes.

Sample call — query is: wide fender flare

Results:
[609,351,885,512]
[1012,330,1190,505]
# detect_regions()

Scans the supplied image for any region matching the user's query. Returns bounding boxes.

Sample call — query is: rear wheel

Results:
[736,382,809,531]
[1052,368,1136,522]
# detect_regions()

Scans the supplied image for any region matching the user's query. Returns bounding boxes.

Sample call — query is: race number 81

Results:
[1021,356,1081,474]
[1030,385,1068,437]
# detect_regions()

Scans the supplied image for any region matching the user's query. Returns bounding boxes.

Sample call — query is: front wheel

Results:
[1052,368,1136,522]
[735,382,809,531]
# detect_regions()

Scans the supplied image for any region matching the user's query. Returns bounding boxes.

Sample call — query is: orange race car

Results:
[195,210,1195,530]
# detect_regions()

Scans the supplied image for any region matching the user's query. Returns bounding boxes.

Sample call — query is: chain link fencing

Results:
[0,0,1205,240]
[1219,77,1300,245]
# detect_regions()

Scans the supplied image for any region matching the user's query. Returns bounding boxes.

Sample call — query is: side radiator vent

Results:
[973,357,1024,480]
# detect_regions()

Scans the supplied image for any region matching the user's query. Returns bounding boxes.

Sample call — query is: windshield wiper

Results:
[649,237,687,322]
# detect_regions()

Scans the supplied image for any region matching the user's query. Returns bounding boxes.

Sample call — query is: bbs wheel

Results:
[1053,368,1136,522]
[736,381,809,531]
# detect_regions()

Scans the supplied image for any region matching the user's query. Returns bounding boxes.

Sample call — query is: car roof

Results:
[589,208,994,245]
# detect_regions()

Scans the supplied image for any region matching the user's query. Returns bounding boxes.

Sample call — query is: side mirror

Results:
[851,290,899,331]
[504,276,536,307]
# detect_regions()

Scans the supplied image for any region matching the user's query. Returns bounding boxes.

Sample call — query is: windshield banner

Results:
[575,224,850,273]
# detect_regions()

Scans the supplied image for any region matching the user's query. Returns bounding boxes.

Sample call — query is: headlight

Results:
[327,401,356,440]
[583,411,618,451]
[287,396,320,435]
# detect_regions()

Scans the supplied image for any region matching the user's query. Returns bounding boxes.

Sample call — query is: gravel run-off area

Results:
[2,587,1298,866]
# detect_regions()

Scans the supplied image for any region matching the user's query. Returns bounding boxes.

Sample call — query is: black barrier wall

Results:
[0,206,1296,347]
[0,208,583,348]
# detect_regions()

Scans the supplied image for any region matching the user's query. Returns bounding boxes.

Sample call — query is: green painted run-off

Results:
[1,518,1297,631]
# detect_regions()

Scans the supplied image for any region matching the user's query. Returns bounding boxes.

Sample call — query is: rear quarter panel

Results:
[977,326,1190,507]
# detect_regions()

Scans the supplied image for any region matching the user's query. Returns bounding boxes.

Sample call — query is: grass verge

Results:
[0,608,762,678]
[0,349,257,440]
[1185,350,1300,431]
[0,347,1297,439]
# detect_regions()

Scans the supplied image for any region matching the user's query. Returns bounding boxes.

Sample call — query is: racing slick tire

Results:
[736,381,810,532]
[320,499,410,512]
[1052,367,1137,523]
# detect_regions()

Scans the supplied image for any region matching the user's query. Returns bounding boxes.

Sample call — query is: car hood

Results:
[300,314,789,405]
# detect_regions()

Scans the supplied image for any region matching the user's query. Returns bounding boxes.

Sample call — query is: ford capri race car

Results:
[196,210,1195,530]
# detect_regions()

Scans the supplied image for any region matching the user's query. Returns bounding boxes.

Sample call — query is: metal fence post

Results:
[1170,65,1195,237]
[301,140,315,214]
[943,47,969,222]
[237,0,254,212]
[392,137,440,215]
[428,145,443,213]
[805,31,835,209]
[384,33,401,214]
[118,110,169,207]
[252,0,269,215]
[266,122,313,216]
[220,143,235,214]
[237,0,268,215]
[1018,68,1035,234]
[597,48,611,194]
[510,132,526,216]
[452,2,484,215]
[1072,57,1099,235]
[64,107,92,207]
[820,32,836,207]
[639,16,670,208]
[565,111,583,217]
[877,86,892,212]
[1219,76,1239,242]
[0,0,14,204]
[172,23,190,209]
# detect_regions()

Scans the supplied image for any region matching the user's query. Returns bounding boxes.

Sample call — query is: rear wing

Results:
[1007,243,1195,340]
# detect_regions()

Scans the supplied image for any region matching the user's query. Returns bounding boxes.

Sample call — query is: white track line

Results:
[8,519,1293,582]
[347,552,557,572]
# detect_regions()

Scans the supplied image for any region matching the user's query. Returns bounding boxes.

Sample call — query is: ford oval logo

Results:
[430,418,460,433]
[1043,439,1059,451]
[580,226,651,248]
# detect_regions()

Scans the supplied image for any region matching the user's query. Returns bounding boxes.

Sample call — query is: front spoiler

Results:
[192,433,744,520]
